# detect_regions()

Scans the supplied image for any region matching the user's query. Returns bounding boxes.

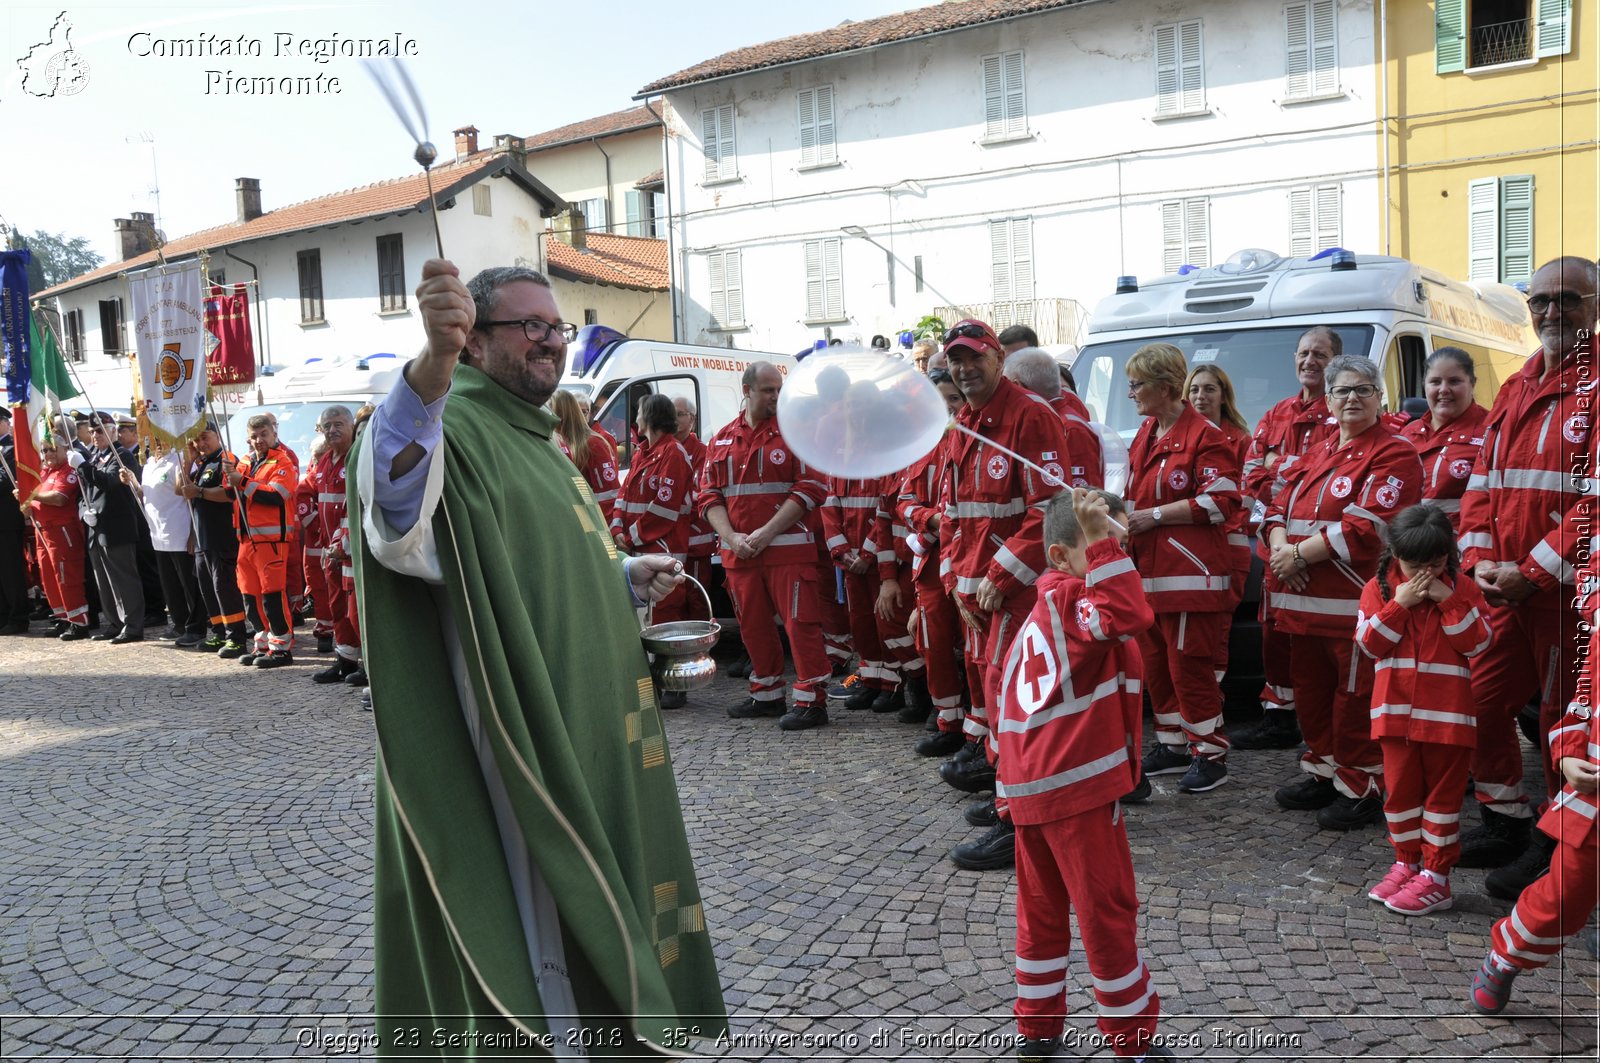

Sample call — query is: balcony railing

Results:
[1471,17,1532,67]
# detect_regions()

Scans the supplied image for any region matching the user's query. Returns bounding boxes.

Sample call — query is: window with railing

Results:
[1472,3,1531,66]
[1436,0,1571,72]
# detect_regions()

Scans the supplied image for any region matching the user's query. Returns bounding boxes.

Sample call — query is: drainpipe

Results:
[222,246,270,370]
[591,138,614,234]
[1380,0,1391,255]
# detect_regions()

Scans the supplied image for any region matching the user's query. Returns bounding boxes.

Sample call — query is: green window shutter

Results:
[625,190,643,237]
[1535,0,1571,58]
[1499,175,1535,284]
[1435,0,1466,73]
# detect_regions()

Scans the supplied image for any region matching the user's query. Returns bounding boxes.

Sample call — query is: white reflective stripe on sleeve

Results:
[825,534,847,550]
[1442,608,1483,635]
[1459,531,1493,551]
[767,532,814,548]
[644,503,680,522]
[1194,493,1221,522]
[1551,789,1599,822]
[994,546,1039,585]
[1502,467,1581,493]
[1085,556,1137,587]
[955,575,985,594]
[1530,539,1574,583]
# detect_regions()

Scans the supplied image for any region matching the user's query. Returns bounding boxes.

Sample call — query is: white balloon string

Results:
[949,422,1128,535]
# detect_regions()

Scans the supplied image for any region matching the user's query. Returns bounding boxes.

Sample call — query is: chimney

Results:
[236,177,262,222]
[114,214,156,260]
[493,133,528,167]
[453,125,480,161]
[553,207,587,252]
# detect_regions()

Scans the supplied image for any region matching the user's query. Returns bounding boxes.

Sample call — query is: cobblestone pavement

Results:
[2,626,1597,1061]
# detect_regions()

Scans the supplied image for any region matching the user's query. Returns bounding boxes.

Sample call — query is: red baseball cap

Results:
[942,318,1002,358]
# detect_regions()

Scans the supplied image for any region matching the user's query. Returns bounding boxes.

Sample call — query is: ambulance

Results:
[560,327,799,474]
[1072,248,1539,703]
[224,352,412,461]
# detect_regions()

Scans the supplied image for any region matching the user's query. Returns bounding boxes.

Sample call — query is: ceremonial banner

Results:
[130,262,206,446]
[1,250,31,408]
[204,284,256,392]
[11,318,83,499]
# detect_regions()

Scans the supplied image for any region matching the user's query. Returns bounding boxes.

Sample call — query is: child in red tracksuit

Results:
[996,489,1174,1063]
[1355,504,1491,916]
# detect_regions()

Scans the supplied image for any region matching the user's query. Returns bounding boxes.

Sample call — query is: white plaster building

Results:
[637,0,1379,353]
[38,131,561,409]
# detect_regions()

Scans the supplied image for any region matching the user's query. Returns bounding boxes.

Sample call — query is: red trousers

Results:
[1379,737,1472,873]
[962,591,1036,746]
[36,523,87,625]
[915,572,966,734]
[842,568,917,690]
[305,547,333,637]
[1491,827,1599,970]
[1471,603,1580,816]
[1014,804,1159,1056]
[324,556,361,662]
[814,549,853,667]
[238,540,291,652]
[1290,632,1382,799]
[725,562,831,706]
[1258,603,1296,712]
[287,540,305,614]
[1140,611,1229,759]
[879,568,921,681]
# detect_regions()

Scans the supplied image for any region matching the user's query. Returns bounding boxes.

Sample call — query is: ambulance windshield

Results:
[1074,325,1374,439]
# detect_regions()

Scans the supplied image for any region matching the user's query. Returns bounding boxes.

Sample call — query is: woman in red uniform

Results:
[551,389,620,521]
[1265,355,1424,831]
[1399,347,1489,533]
[26,439,91,638]
[1123,344,1242,795]
[1185,364,1254,692]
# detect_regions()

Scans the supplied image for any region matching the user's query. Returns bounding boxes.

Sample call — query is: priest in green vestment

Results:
[350,258,726,1058]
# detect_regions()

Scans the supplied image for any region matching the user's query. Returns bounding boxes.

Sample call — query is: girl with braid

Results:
[1354,504,1492,915]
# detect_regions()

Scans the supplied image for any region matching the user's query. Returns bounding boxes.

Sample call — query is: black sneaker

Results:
[239,651,261,666]
[843,683,877,711]
[1232,711,1302,750]
[915,730,966,757]
[316,634,334,654]
[1017,1035,1060,1063]
[1317,793,1384,830]
[659,689,687,710]
[58,624,91,642]
[216,640,246,659]
[175,633,203,648]
[964,797,1000,828]
[1123,774,1153,804]
[939,750,997,794]
[1141,744,1190,777]
[868,689,896,713]
[1275,775,1338,810]
[778,703,828,731]
[313,659,357,684]
[950,820,1015,870]
[1486,829,1555,901]
[1178,757,1229,793]
[1458,807,1533,869]
[253,651,294,669]
[344,669,369,687]
[157,625,181,641]
[202,635,226,651]
[728,697,786,719]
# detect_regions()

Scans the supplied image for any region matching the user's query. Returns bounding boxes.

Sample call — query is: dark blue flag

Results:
[0,250,32,407]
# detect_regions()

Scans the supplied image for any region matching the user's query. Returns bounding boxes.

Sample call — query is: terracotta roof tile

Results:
[39,154,561,299]
[635,170,664,189]
[544,232,669,292]
[638,0,1086,94]
[524,106,661,152]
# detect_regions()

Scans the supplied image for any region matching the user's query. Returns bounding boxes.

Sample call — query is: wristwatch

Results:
[1151,506,1163,525]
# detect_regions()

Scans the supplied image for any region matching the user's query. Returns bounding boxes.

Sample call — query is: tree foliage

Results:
[7,228,104,292]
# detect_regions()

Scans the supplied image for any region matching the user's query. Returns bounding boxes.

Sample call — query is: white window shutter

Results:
[1185,196,1210,268]
[1314,184,1342,252]
[990,219,1013,311]
[717,105,736,180]
[824,237,844,320]
[701,108,721,181]
[983,54,1005,138]
[1285,3,1311,98]
[625,190,642,236]
[1179,21,1205,114]
[1161,201,1184,273]
[1466,178,1499,281]
[815,86,836,164]
[1535,0,1572,58]
[708,252,727,327]
[1288,187,1314,257]
[1010,218,1034,325]
[797,89,817,168]
[724,250,744,327]
[1155,24,1179,114]
[804,240,824,321]
[1003,52,1026,136]
[652,192,667,238]
[1499,175,1535,284]
[1310,0,1339,95]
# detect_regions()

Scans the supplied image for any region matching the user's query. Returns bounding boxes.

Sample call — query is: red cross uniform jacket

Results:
[295,469,323,557]
[994,542,1155,825]
[1262,422,1424,638]
[1242,393,1337,507]
[310,449,349,556]
[1400,404,1489,532]
[611,437,695,556]
[678,432,716,560]
[821,475,889,564]
[30,464,79,526]
[698,415,829,570]
[1123,404,1242,613]
[1049,394,1104,488]
[1213,419,1255,591]
[895,437,950,586]
[1355,566,1492,747]
[1542,685,1600,846]
[1458,341,1595,606]
[941,377,1070,610]
[557,433,620,522]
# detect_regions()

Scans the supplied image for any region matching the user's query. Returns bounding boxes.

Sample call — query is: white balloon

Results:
[778,350,949,479]
[1095,422,1131,497]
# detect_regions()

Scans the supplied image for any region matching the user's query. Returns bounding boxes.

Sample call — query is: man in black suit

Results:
[77,417,146,643]
[0,408,31,634]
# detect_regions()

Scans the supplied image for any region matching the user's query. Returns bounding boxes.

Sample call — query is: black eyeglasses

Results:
[1527,292,1598,315]
[942,323,995,348]
[479,318,579,344]
[1328,384,1380,401]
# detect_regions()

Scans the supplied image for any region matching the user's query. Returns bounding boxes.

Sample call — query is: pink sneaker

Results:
[1367,862,1416,903]
[1385,872,1453,915]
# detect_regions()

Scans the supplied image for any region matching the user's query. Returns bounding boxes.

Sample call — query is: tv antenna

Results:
[125,132,162,232]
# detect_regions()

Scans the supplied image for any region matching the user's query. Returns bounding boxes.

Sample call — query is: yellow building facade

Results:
[1380,0,1596,283]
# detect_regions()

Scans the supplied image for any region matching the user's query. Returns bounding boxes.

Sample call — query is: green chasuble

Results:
[351,364,726,1058]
